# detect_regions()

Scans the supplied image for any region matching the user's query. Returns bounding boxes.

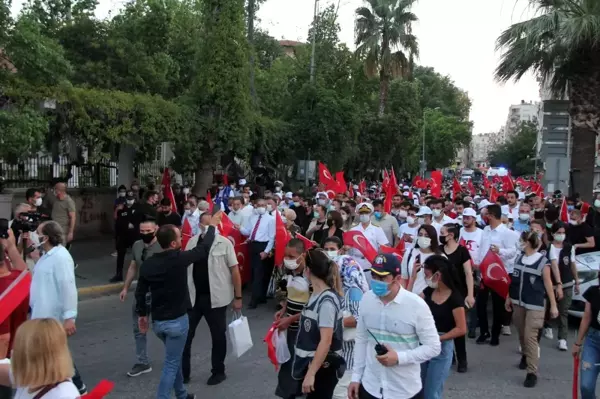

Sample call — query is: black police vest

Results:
[557,244,575,288]
[509,253,548,311]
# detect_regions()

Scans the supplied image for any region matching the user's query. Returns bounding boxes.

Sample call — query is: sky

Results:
[12,0,542,135]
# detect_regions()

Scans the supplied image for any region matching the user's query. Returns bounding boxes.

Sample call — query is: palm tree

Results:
[495,0,600,200]
[355,0,418,116]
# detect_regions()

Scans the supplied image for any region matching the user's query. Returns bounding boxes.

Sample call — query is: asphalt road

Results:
[72,293,582,399]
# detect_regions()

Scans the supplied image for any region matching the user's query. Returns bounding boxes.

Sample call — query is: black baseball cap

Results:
[371,253,401,277]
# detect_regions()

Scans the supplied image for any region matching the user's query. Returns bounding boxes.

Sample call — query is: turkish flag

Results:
[560,196,570,223]
[452,178,462,199]
[234,242,251,284]
[394,238,405,255]
[161,168,178,213]
[502,175,515,192]
[0,270,31,325]
[264,323,280,371]
[349,184,354,198]
[581,202,591,220]
[181,218,193,250]
[82,380,115,399]
[430,170,443,189]
[359,180,366,195]
[482,174,491,189]
[489,186,498,203]
[206,190,214,212]
[275,211,291,266]
[412,175,422,187]
[219,212,244,246]
[343,231,378,263]
[390,168,398,192]
[296,233,314,250]
[430,178,441,198]
[380,244,403,262]
[467,179,475,196]
[335,171,347,194]
[319,162,336,187]
[479,250,510,299]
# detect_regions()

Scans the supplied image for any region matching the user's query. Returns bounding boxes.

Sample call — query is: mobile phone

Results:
[367,329,388,356]
[0,218,8,239]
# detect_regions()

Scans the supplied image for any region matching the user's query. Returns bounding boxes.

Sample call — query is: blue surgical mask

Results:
[371,279,390,297]
[313,211,319,219]
[374,211,382,220]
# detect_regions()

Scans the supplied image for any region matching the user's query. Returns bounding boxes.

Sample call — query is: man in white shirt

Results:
[350,203,388,277]
[227,197,245,227]
[240,198,275,309]
[182,197,201,236]
[31,221,87,394]
[429,198,456,236]
[349,254,440,399]
[459,207,483,338]
[506,190,521,221]
[398,206,420,251]
[475,204,518,347]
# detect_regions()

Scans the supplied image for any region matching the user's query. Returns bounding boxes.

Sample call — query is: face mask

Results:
[407,216,416,225]
[374,211,382,220]
[326,250,338,259]
[432,209,442,218]
[595,200,600,208]
[417,217,425,225]
[318,199,327,206]
[275,187,282,192]
[546,222,553,228]
[185,209,192,216]
[439,235,447,245]
[519,213,530,222]
[183,188,190,194]
[256,207,267,215]
[34,198,43,207]
[37,236,48,251]
[294,202,301,207]
[266,204,273,212]
[418,236,431,249]
[359,214,370,223]
[140,232,155,244]
[283,257,301,270]
[519,242,526,251]
[554,233,566,242]
[425,276,438,289]
[327,219,334,227]
[313,211,320,219]
[535,231,543,240]
[126,200,135,206]
[371,279,390,297]
[570,220,579,226]
[118,192,126,198]
[399,210,408,219]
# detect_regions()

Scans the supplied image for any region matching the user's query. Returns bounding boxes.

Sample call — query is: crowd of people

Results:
[2,176,600,398]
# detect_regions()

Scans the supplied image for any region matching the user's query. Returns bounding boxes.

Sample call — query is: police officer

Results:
[111,191,139,282]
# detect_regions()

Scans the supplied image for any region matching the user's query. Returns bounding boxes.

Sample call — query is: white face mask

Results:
[570,219,579,226]
[283,257,301,270]
[126,200,135,206]
[399,210,408,219]
[417,217,425,225]
[326,250,339,259]
[359,214,370,223]
[518,213,530,222]
[425,276,438,289]
[406,216,416,225]
[34,197,43,207]
[318,199,327,206]
[341,214,348,221]
[256,207,267,215]
[418,236,431,249]
[185,209,192,216]
[432,209,442,218]
[595,199,600,208]
[183,188,190,194]
[554,233,566,242]
[275,187,282,192]
[266,204,273,212]
[519,242,526,251]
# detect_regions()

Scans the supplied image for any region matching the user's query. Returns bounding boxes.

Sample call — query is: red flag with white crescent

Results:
[181,218,193,250]
[161,168,178,213]
[380,244,403,262]
[452,178,462,199]
[319,162,336,187]
[343,231,378,264]
[275,211,291,267]
[560,196,570,223]
[335,171,347,194]
[0,270,31,325]
[479,249,510,299]
[234,242,251,284]
[296,233,314,250]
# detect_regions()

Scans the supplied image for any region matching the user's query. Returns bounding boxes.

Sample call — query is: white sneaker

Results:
[518,344,522,353]
[538,346,541,358]
[543,328,553,340]
[558,339,568,351]
[502,325,512,336]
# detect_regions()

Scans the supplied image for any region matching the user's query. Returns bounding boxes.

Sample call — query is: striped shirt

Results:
[352,289,441,399]
[283,274,310,330]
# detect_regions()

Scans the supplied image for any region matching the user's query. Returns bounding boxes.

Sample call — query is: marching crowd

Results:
[2,175,600,399]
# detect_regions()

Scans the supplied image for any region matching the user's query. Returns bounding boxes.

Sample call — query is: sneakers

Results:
[78,385,88,395]
[111,251,118,257]
[476,332,490,344]
[543,328,553,340]
[490,335,500,346]
[524,373,537,388]
[457,362,468,373]
[127,364,152,377]
[206,373,226,386]
[501,325,512,336]
[558,339,568,351]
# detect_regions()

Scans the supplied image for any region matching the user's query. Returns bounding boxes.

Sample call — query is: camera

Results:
[12,211,48,233]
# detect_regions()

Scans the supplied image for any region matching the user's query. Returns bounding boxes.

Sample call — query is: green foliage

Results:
[422,108,472,170]
[413,66,471,121]
[488,122,537,177]
[0,105,47,161]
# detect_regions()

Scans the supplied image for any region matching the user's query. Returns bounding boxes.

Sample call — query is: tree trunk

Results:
[569,62,600,201]
[378,71,388,117]
[193,158,214,197]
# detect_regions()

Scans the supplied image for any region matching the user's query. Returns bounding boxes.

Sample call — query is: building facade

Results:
[470,131,504,168]
[503,100,540,140]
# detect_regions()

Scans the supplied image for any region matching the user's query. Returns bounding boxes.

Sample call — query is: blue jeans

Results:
[132,303,150,365]
[421,339,454,399]
[153,314,189,399]
[581,328,600,399]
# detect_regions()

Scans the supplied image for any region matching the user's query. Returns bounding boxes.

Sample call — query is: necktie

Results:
[250,215,262,241]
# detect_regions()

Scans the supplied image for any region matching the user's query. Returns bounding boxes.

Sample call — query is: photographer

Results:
[25,187,50,219]
[9,203,46,269]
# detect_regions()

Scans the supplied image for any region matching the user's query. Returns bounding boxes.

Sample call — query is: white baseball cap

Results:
[416,206,433,216]
[478,199,492,209]
[463,208,477,217]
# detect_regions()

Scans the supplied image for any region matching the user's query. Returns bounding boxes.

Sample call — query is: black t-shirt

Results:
[583,286,600,330]
[567,223,594,254]
[423,287,464,333]
[192,235,211,296]
[157,211,182,227]
[442,245,471,298]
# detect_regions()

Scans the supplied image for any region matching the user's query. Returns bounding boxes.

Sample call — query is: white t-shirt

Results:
[10,369,80,399]
[549,244,576,263]
[459,228,484,266]
[401,249,446,295]
[398,223,420,251]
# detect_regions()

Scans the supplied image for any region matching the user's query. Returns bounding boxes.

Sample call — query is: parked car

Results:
[569,251,600,318]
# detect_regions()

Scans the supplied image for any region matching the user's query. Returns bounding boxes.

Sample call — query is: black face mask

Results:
[327,219,334,227]
[439,235,447,245]
[140,232,155,244]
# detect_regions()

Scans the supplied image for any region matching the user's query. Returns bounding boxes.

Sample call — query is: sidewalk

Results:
[70,235,135,298]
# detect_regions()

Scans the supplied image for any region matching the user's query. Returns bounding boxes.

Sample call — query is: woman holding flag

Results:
[505,230,558,388]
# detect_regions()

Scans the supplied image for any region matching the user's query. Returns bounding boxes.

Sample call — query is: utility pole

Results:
[309,0,319,82]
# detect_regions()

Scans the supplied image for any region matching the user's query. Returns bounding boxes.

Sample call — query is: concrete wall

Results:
[2,187,116,240]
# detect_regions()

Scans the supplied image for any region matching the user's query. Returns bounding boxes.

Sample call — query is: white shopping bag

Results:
[273,329,291,365]
[228,313,253,358]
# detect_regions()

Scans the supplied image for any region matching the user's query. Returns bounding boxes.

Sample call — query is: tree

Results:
[495,0,600,200]
[354,0,418,116]
[489,122,537,177]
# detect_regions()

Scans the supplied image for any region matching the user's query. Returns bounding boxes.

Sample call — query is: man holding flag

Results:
[349,203,388,281]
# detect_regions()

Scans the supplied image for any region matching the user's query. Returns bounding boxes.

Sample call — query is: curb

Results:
[78,280,137,300]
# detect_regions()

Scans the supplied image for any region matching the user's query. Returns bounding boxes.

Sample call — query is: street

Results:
[73,293,580,399]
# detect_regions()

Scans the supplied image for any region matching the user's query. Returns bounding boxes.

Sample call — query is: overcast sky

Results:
[13,0,541,135]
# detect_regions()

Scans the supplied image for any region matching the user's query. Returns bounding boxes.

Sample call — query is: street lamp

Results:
[421,107,440,178]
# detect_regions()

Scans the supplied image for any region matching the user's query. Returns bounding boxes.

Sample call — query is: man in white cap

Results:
[416,206,433,227]
[349,203,388,281]
[459,207,484,338]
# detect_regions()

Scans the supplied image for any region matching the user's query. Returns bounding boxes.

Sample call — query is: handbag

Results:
[228,312,253,358]
[32,380,68,399]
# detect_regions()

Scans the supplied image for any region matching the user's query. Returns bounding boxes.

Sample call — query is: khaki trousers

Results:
[512,304,545,374]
